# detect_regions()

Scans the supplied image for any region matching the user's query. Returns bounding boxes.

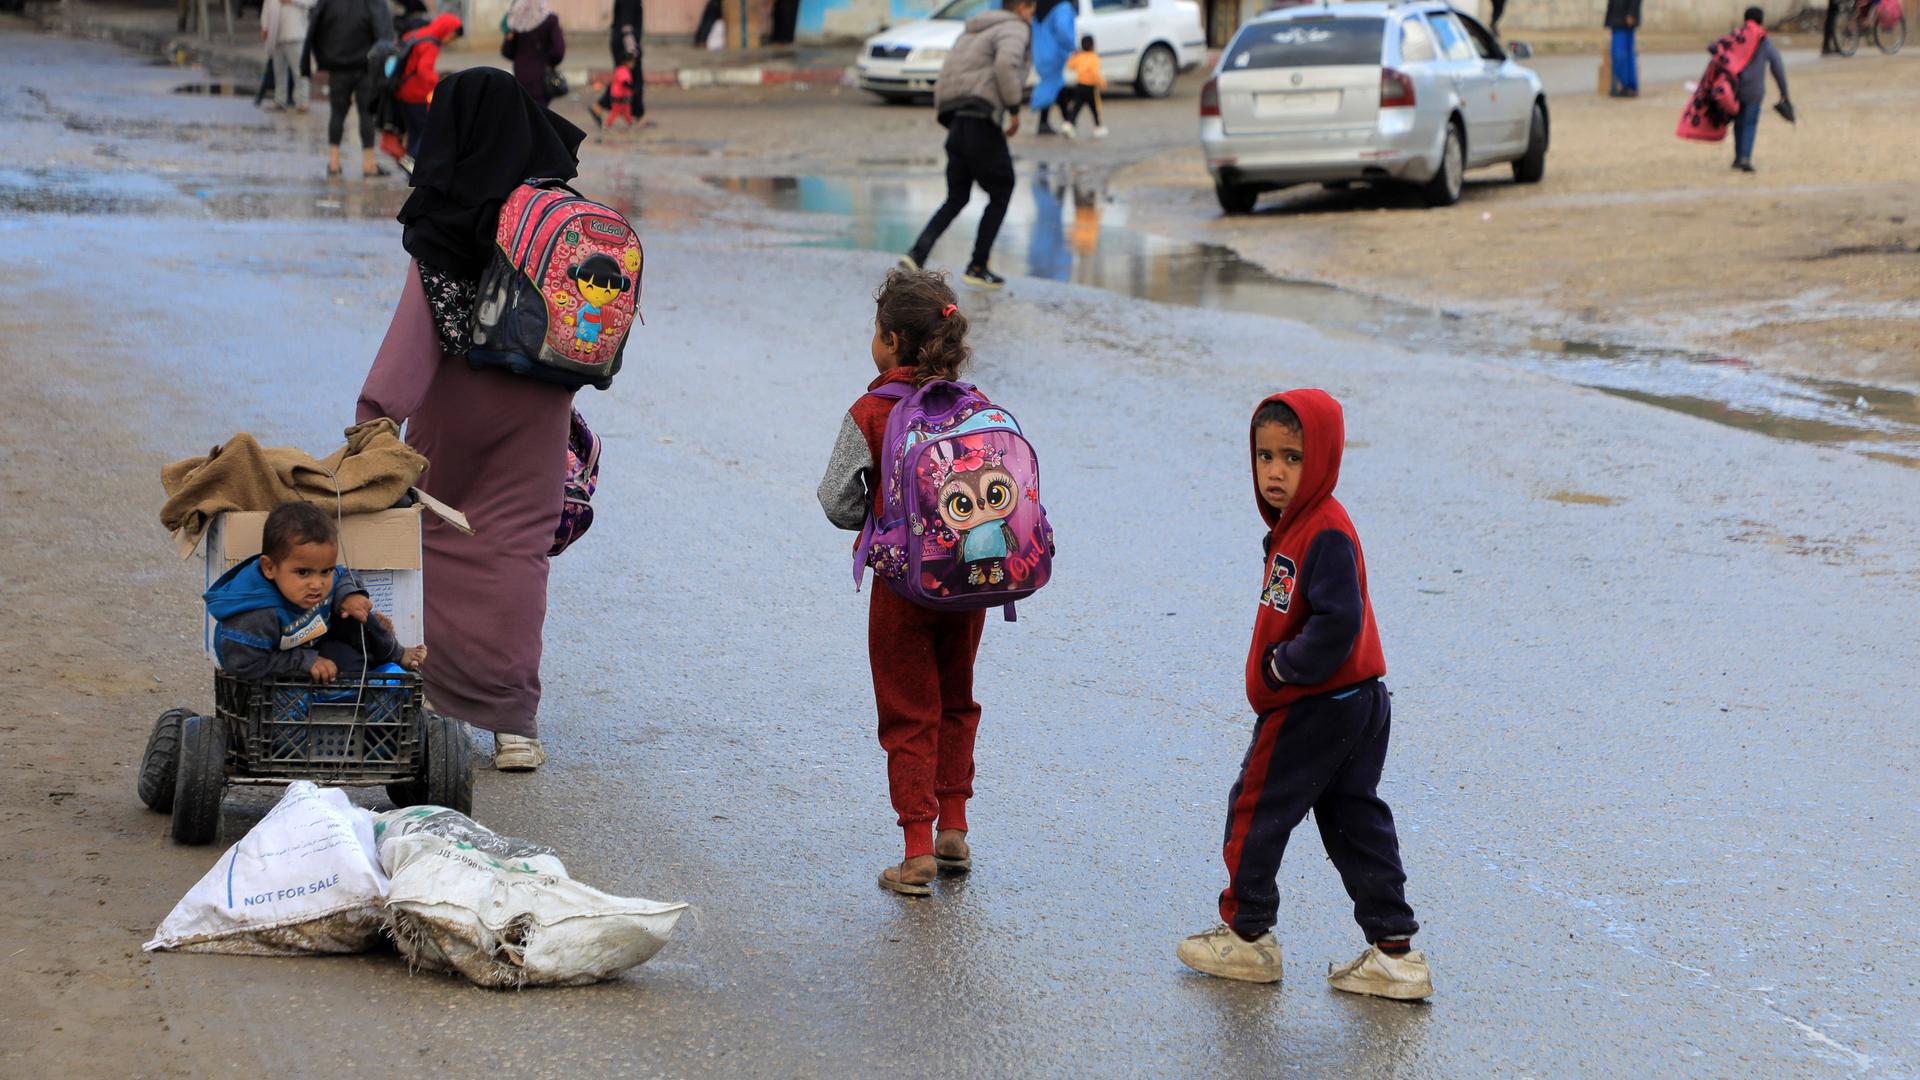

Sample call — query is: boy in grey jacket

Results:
[902,0,1035,289]
[204,501,425,682]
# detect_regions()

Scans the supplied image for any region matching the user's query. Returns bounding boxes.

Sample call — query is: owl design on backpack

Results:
[927,438,1019,586]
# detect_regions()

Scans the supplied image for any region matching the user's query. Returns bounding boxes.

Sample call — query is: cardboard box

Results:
[202,506,427,661]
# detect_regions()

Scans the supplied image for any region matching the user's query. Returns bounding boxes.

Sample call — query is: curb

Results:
[597,65,849,89]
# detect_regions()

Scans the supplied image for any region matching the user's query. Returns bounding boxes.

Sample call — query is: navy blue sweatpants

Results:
[1218,679,1419,942]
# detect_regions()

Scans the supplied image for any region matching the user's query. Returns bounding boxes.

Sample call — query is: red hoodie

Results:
[1244,389,1386,713]
[396,14,462,104]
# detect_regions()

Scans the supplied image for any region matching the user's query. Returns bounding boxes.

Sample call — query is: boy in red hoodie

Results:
[1176,390,1432,999]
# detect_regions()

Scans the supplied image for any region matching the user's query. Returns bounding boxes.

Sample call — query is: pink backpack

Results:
[548,408,600,557]
[853,381,1054,620]
[470,179,642,391]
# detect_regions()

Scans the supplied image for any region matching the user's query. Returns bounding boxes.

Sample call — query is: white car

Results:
[857,0,1207,103]
[1199,2,1548,212]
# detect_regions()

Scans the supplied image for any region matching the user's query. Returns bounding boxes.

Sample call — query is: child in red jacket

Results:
[396,13,462,158]
[817,269,985,897]
[1177,390,1432,1000]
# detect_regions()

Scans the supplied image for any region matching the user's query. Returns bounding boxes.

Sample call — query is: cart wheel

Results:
[171,714,227,845]
[388,711,473,815]
[138,707,192,812]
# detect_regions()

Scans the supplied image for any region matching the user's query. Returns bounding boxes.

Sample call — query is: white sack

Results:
[145,782,389,955]
[375,806,688,989]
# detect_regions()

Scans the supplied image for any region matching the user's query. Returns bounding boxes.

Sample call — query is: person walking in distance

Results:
[591,0,646,128]
[1604,0,1642,97]
[301,0,396,177]
[501,0,567,108]
[900,0,1034,290]
[1732,6,1789,172]
[260,0,313,113]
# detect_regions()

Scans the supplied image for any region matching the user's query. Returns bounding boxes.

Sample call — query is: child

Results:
[204,501,427,683]
[816,268,985,897]
[395,13,464,160]
[1062,35,1107,139]
[1176,390,1431,999]
[609,62,637,126]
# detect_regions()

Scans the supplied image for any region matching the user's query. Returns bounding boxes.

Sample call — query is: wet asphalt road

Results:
[5,25,1920,1079]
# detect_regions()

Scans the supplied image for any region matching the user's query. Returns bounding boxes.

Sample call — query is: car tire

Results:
[1215,180,1258,215]
[1422,120,1464,207]
[1512,101,1548,184]
[1134,43,1177,99]
[170,714,227,845]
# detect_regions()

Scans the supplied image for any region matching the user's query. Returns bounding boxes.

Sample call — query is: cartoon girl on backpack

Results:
[563,253,631,353]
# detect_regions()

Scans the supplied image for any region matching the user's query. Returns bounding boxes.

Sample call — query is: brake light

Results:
[1380,67,1416,108]
[1200,76,1220,117]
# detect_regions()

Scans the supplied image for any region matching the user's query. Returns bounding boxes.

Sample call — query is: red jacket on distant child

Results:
[396,13,462,104]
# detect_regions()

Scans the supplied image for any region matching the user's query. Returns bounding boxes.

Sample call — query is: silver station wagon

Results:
[1199,2,1548,213]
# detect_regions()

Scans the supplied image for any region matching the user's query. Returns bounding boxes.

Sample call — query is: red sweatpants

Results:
[868,586,986,859]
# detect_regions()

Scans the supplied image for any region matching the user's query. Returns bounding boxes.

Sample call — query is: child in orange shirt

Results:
[1062,36,1107,139]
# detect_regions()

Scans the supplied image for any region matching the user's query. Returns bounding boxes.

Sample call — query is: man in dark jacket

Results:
[901,0,1035,289]
[1733,6,1790,172]
[1604,0,1642,96]
[301,0,395,177]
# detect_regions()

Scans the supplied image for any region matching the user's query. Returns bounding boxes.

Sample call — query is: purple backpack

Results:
[549,408,600,557]
[853,381,1054,620]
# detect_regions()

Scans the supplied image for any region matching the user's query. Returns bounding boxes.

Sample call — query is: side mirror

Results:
[1508,40,1533,59]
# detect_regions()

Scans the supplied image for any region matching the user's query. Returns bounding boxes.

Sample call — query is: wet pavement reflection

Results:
[704,170,1920,464]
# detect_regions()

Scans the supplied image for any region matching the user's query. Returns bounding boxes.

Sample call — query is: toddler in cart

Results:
[203,501,427,683]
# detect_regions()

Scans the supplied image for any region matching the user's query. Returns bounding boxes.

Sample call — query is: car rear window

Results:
[1223,18,1386,69]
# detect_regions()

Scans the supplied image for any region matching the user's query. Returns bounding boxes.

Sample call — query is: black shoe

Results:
[1733,159,1755,173]
[962,265,1005,289]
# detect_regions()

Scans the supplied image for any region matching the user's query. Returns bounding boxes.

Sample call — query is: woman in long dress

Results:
[356,68,588,772]
[501,0,567,107]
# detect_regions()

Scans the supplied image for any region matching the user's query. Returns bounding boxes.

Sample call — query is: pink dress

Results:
[356,261,575,738]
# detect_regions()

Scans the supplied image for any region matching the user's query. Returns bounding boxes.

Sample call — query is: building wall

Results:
[797,0,940,41]
[461,0,709,42]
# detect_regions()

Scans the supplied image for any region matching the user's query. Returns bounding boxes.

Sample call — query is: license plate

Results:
[1253,90,1341,118]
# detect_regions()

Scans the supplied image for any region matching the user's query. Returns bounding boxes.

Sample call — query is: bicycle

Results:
[1834,0,1906,55]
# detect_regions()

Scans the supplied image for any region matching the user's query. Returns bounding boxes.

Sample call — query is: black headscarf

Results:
[397,67,587,281]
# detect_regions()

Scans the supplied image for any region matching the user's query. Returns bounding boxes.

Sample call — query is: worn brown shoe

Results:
[878,855,937,897]
[934,829,971,874]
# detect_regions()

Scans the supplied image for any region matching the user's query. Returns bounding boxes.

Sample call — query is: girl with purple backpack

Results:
[810,267,1052,891]
[817,269,1010,896]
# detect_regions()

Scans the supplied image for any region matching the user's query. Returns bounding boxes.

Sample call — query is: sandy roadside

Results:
[1112,54,1920,391]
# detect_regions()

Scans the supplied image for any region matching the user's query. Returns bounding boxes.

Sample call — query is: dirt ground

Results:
[1112,54,1920,390]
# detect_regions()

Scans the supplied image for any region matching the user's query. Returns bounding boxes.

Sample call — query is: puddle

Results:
[172,82,253,96]
[704,169,1920,464]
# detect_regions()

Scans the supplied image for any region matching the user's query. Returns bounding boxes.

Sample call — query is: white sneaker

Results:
[1093,125,1109,138]
[493,733,546,772]
[898,253,921,271]
[1060,120,1076,139]
[1176,925,1282,983]
[1327,945,1433,1000]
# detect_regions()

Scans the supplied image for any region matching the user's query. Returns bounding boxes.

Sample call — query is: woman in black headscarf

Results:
[356,68,590,773]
